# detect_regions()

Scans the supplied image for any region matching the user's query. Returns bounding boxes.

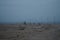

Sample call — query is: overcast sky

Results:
[0,0,60,24]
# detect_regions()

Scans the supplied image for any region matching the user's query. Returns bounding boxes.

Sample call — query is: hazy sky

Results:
[0,0,60,24]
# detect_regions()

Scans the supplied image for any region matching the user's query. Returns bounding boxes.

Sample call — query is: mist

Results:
[0,0,60,24]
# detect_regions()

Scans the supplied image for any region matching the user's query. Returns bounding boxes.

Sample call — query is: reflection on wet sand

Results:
[0,24,60,40]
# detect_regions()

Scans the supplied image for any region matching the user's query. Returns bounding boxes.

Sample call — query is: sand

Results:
[0,24,60,40]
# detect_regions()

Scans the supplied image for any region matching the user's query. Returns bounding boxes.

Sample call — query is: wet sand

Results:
[0,24,60,40]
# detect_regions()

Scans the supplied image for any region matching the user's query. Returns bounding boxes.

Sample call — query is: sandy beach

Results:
[0,24,60,40]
